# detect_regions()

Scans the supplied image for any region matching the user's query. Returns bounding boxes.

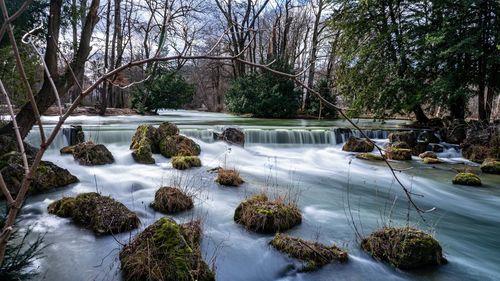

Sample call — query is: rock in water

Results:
[452,172,482,186]
[388,131,417,148]
[423,157,443,164]
[270,233,348,271]
[342,136,374,152]
[159,135,200,158]
[215,128,245,146]
[120,217,215,281]
[385,146,412,161]
[171,156,202,170]
[157,122,180,139]
[361,227,446,269]
[215,168,243,186]
[130,124,159,164]
[355,153,385,161]
[234,194,301,233]
[419,151,437,159]
[150,187,194,213]
[71,141,114,165]
[480,158,500,174]
[48,192,140,234]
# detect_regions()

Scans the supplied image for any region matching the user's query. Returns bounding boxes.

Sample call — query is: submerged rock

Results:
[419,151,437,159]
[480,158,500,174]
[71,141,114,165]
[120,217,215,281]
[355,153,385,161]
[361,227,446,269]
[270,233,348,271]
[385,147,412,161]
[423,157,443,164]
[215,128,245,146]
[150,187,193,214]
[1,159,78,196]
[452,172,482,186]
[215,168,243,186]
[234,194,301,233]
[388,131,417,148]
[172,156,202,170]
[342,136,374,152]
[159,135,201,158]
[48,192,140,234]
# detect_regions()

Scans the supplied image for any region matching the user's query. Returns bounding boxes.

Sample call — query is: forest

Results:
[0,0,499,281]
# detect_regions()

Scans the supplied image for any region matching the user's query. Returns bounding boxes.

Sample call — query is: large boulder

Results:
[342,137,374,152]
[361,227,446,269]
[388,131,417,148]
[234,194,301,233]
[157,122,179,139]
[71,141,114,165]
[1,158,78,197]
[270,233,348,271]
[480,158,500,174]
[120,218,215,281]
[150,187,193,213]
[48,192,140,234]
[452,173,482,186]
[215,128,245,146]
[159,135,200,158]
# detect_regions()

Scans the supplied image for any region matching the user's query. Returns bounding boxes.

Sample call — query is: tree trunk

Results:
[413,105,429,123]
[304,0,324,112]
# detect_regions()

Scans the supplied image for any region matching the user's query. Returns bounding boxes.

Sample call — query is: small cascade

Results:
[244,129,332,145]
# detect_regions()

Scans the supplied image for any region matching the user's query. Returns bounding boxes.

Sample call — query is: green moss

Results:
[452,172,482,186]
[480,158,500,174]
[361,227,446,269]
[47,197,76,218]
[234,194,301,233]
[271,233,348,271]
[172,156,202,170]
[355,153,385,161]
[423,157,443,164]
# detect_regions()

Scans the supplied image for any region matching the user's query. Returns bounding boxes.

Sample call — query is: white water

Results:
[14,111,500,281]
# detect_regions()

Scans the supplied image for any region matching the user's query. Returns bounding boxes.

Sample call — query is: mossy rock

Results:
[388,131,417,148]
[216,128,245,146]
[130,124,159,150]
[361,227,446,269]
[388,141,410,149]
[49,192,140,234]
[385,147,412,161]
[131,138,155,164]
[47,197,76,218]
[172,156,202,170]
[158,122,180,139]
[452,172,482,186]
[159,135,201,158]
[270,233,347,271]
[72,141,114,165]
[120,217,215,281]
[342,136,374,152]
[1,160,78,197]
[356,153,385,161]
[419,151,437,159]
[480,158,500,174]
[151,187,194,214]
[215,168,243,186]
[234,194,301,233]
[423,157,443,164]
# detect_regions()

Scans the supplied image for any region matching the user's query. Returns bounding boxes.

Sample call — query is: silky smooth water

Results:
[15,111,500,281]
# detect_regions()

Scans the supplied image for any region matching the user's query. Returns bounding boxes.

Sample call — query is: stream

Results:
[16,110,500,281]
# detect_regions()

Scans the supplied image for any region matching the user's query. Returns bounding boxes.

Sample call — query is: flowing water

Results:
[15,111,500,281]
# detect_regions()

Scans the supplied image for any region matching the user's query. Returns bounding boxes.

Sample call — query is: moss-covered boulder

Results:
[48,192,140,234]
[215,168,243,186]
[361,227,446,269]
[71,141,114,165]
[120,217,215,281]
[385,147,412,161]
[270,233,348,271]
[355,153,385,161]
[234,194,301,233]
[151,187,194,214]
[159,135,201,158]
[480,158,500,174]
[419,151,437,159]
[157,122,180,139]
[388,131,417,148]
[172,156,202,170]
[342,136,374,152]
[452,172,482,186]
[423,157,443,164]
[129,125,159,164]
[1,159,78,197]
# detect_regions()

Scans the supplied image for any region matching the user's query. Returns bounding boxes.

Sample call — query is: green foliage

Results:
[0,0,48,47]
[225,60,301,118]
[306,78,337,118]
[131,69,195,114]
